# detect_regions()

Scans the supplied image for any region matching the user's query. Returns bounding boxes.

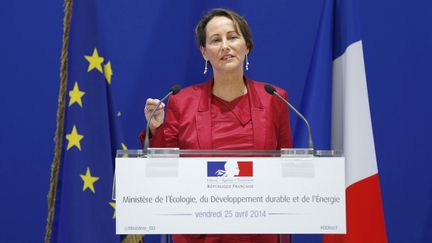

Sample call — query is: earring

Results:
[245,55,250,70]
[203,60,208,74]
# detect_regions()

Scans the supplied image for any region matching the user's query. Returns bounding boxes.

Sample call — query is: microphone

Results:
[143,84,182,153]
[264,84,314,149]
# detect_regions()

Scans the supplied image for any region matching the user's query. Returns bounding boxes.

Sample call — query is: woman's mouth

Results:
[221,54,234,60]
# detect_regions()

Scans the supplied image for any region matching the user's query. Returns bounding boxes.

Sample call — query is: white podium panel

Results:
[115,156,345,234]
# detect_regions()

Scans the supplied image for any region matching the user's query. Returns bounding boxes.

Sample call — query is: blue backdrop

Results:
[0,0,431,242]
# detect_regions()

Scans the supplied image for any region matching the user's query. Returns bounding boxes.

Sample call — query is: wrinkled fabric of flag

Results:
[295,0,388,242]
[51,0,129,242]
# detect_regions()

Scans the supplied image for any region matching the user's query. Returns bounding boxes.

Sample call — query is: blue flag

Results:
[50,0,127,242]
[293,0,334,150]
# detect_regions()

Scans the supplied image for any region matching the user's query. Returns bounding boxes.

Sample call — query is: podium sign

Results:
[116,153,345,234]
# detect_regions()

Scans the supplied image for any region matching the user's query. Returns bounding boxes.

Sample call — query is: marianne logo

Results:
[207,161,253,177]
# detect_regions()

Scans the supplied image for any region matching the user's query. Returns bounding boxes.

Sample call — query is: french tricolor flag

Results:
[294,0,388,242]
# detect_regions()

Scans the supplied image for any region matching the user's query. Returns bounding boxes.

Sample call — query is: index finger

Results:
[146,98,161,106]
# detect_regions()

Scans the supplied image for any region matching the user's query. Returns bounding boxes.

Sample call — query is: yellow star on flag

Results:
[68,82,85,107]
[80,167,99,193]
[84,48,104,73]
[109,202,116,219]
[121,143,128,158]
[66,125,84,151]
[104,61,113,84]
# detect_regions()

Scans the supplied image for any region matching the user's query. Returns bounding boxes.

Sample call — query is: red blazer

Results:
[139,78,292,242]
[140,77,293,150]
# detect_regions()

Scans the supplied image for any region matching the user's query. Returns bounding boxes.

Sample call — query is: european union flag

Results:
[46,0,140,242]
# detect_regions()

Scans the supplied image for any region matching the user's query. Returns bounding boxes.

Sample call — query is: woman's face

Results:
[201,16,249,75]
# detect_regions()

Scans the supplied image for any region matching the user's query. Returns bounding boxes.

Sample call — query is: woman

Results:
[141,8,293,243]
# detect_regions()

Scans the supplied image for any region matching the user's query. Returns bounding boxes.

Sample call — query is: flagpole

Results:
[44,0,73,242]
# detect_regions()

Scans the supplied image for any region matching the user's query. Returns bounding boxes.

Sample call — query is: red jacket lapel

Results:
[195,80,213,149]
[247,78,267,149]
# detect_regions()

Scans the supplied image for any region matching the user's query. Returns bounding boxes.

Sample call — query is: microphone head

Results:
[264,84,276,95]
[170,84,182,95]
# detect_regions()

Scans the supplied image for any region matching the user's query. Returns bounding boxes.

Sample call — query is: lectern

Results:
[115,148,345,234]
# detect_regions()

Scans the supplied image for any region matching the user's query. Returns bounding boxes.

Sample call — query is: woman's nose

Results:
[221,39,229,50]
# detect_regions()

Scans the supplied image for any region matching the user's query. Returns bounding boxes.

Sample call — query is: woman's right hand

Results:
[144,98,165,136]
